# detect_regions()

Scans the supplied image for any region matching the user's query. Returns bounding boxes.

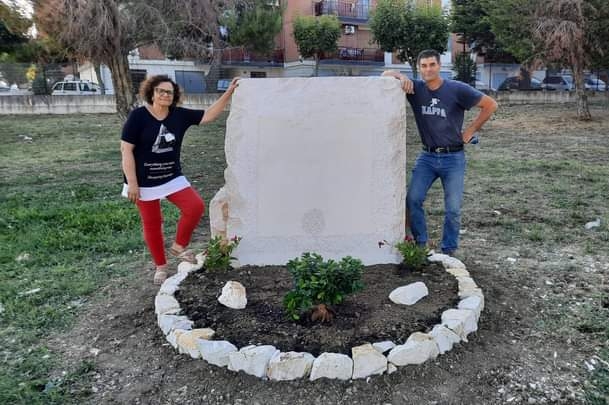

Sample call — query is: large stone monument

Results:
[210,77,406,265]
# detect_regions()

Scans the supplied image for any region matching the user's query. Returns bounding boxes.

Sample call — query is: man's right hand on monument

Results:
[382,70,414,94]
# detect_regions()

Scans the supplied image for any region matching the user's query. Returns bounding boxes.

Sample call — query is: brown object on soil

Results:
[310,304,335,323]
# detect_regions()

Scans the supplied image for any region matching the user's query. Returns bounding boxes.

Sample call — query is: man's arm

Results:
[381,70,414,94]
[462,95,498,143]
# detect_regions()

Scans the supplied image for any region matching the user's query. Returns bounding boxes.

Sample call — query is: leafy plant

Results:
[380,236,429,270]
[453,52,476,85]
[292,14,342,76]
[203,235,241,271]
[283,253,364,322]
[370,0,449,78]
[220,0,283,55]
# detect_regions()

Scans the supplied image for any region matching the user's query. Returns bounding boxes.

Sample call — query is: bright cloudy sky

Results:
[1,0,33,17]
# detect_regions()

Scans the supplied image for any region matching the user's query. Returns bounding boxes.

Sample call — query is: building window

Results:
[175,71,206,94]
[130,69,147,94]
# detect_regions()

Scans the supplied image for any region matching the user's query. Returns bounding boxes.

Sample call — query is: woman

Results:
[121,74,239,284]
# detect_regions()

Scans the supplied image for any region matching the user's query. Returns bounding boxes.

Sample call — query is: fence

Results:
[0,62,77,95]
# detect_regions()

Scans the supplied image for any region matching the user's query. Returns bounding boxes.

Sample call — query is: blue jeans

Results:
[406,151,466,253]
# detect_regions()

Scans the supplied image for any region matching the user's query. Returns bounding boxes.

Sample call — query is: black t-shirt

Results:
[121,106,205,187]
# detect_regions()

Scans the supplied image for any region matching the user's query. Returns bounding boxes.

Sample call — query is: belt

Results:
[422,145,464,153]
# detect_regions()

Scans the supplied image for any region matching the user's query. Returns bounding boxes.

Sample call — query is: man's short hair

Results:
[417,49,441,65]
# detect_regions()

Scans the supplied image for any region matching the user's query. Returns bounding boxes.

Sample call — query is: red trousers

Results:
[136,187,205,266]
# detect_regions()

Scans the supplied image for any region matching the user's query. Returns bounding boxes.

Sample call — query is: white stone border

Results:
[155,253,484,381]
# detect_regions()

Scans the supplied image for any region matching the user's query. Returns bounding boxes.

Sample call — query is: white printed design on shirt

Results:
[151,124,176,154]
[422,98,447,118]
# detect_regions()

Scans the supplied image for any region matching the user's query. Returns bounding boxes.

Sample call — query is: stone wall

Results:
[0,94,228,115]
[2,90,603,115]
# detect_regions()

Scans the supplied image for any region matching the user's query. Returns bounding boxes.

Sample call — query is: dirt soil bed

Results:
[176,262,457,355]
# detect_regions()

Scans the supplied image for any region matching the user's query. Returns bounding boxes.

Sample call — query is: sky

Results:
[1,0,33,18]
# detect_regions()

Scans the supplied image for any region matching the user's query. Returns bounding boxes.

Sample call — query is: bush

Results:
[31,73,50,95]
[283,252,364,322]
[393,236,429,270]
[453,52,476,85]
[203,235,241,271]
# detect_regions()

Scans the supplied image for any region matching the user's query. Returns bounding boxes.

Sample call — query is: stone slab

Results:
[210,77,407,265]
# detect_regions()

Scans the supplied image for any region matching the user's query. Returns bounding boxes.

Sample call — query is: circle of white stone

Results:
[154,253,484,381]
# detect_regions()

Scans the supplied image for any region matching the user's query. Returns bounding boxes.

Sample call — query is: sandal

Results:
[169,247,197,264]
[153,269,168,285]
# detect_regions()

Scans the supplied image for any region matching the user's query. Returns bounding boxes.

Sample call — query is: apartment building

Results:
[81,0,454,93]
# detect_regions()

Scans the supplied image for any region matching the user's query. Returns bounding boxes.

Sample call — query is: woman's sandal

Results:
[153,268,168,285]
[169,247,197,264]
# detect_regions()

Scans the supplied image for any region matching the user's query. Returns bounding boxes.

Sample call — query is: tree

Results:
[370,0,449,78]
[450,0,516,64]
[221,0,283,56]
[453,52,476,84]
[486,0,537,65]
[533,0,609,120]
[35,0,242,118]
[0,2,31,58]
[292,14,341,77]
[487,0,609,120]
[450,0,494,53]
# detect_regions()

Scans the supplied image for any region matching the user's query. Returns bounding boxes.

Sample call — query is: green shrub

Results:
[203,235,241,271]
[383,236,429,270]
[283,252,364,322]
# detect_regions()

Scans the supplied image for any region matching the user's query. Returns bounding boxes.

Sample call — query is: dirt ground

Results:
[48,103,608,404]
[177,262,455,355]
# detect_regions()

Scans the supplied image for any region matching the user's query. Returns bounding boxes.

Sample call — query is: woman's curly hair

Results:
[139,75,182,108]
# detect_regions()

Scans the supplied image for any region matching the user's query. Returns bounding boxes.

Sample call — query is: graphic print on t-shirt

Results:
[422,97,447,118]
[151,124,176,154]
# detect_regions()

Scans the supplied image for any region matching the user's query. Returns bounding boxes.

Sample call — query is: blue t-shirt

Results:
[121,106,205,187]
[407,79,483,148]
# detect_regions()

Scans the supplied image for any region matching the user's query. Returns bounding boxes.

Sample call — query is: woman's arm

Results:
[120,140,139,203]
[200,77,240,124]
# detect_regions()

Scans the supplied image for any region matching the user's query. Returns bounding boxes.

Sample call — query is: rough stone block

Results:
[266,351,315,381]
[228,345,279,378]
[430,324,461,354]
[389,282,429,305]
[352,343,388,379]
[387,332,439,366]
[210,77,407,265]
[309,352,353,381]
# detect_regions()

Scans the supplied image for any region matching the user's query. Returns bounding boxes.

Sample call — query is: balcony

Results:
[313,0,370,23]
[320,47,384,65]
[220,47,285,66]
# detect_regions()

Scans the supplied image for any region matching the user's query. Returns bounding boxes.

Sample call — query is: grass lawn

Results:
[1,102,608,403]
[0,113,227,403]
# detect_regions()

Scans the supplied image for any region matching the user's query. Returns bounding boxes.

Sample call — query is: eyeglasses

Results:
[154,88,174,96]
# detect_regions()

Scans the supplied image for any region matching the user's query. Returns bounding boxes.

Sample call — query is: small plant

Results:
[283,252,364,323]
[203,235,241,271]
[379,235,429,270]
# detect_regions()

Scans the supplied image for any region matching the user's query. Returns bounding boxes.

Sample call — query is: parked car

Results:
[51,80,101,95]
[585,78,606,91]
[497,76,542,91]
[541,75,574,91]
[0,80,9,92]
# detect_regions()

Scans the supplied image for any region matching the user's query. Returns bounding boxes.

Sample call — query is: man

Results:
[383,49,497,255]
